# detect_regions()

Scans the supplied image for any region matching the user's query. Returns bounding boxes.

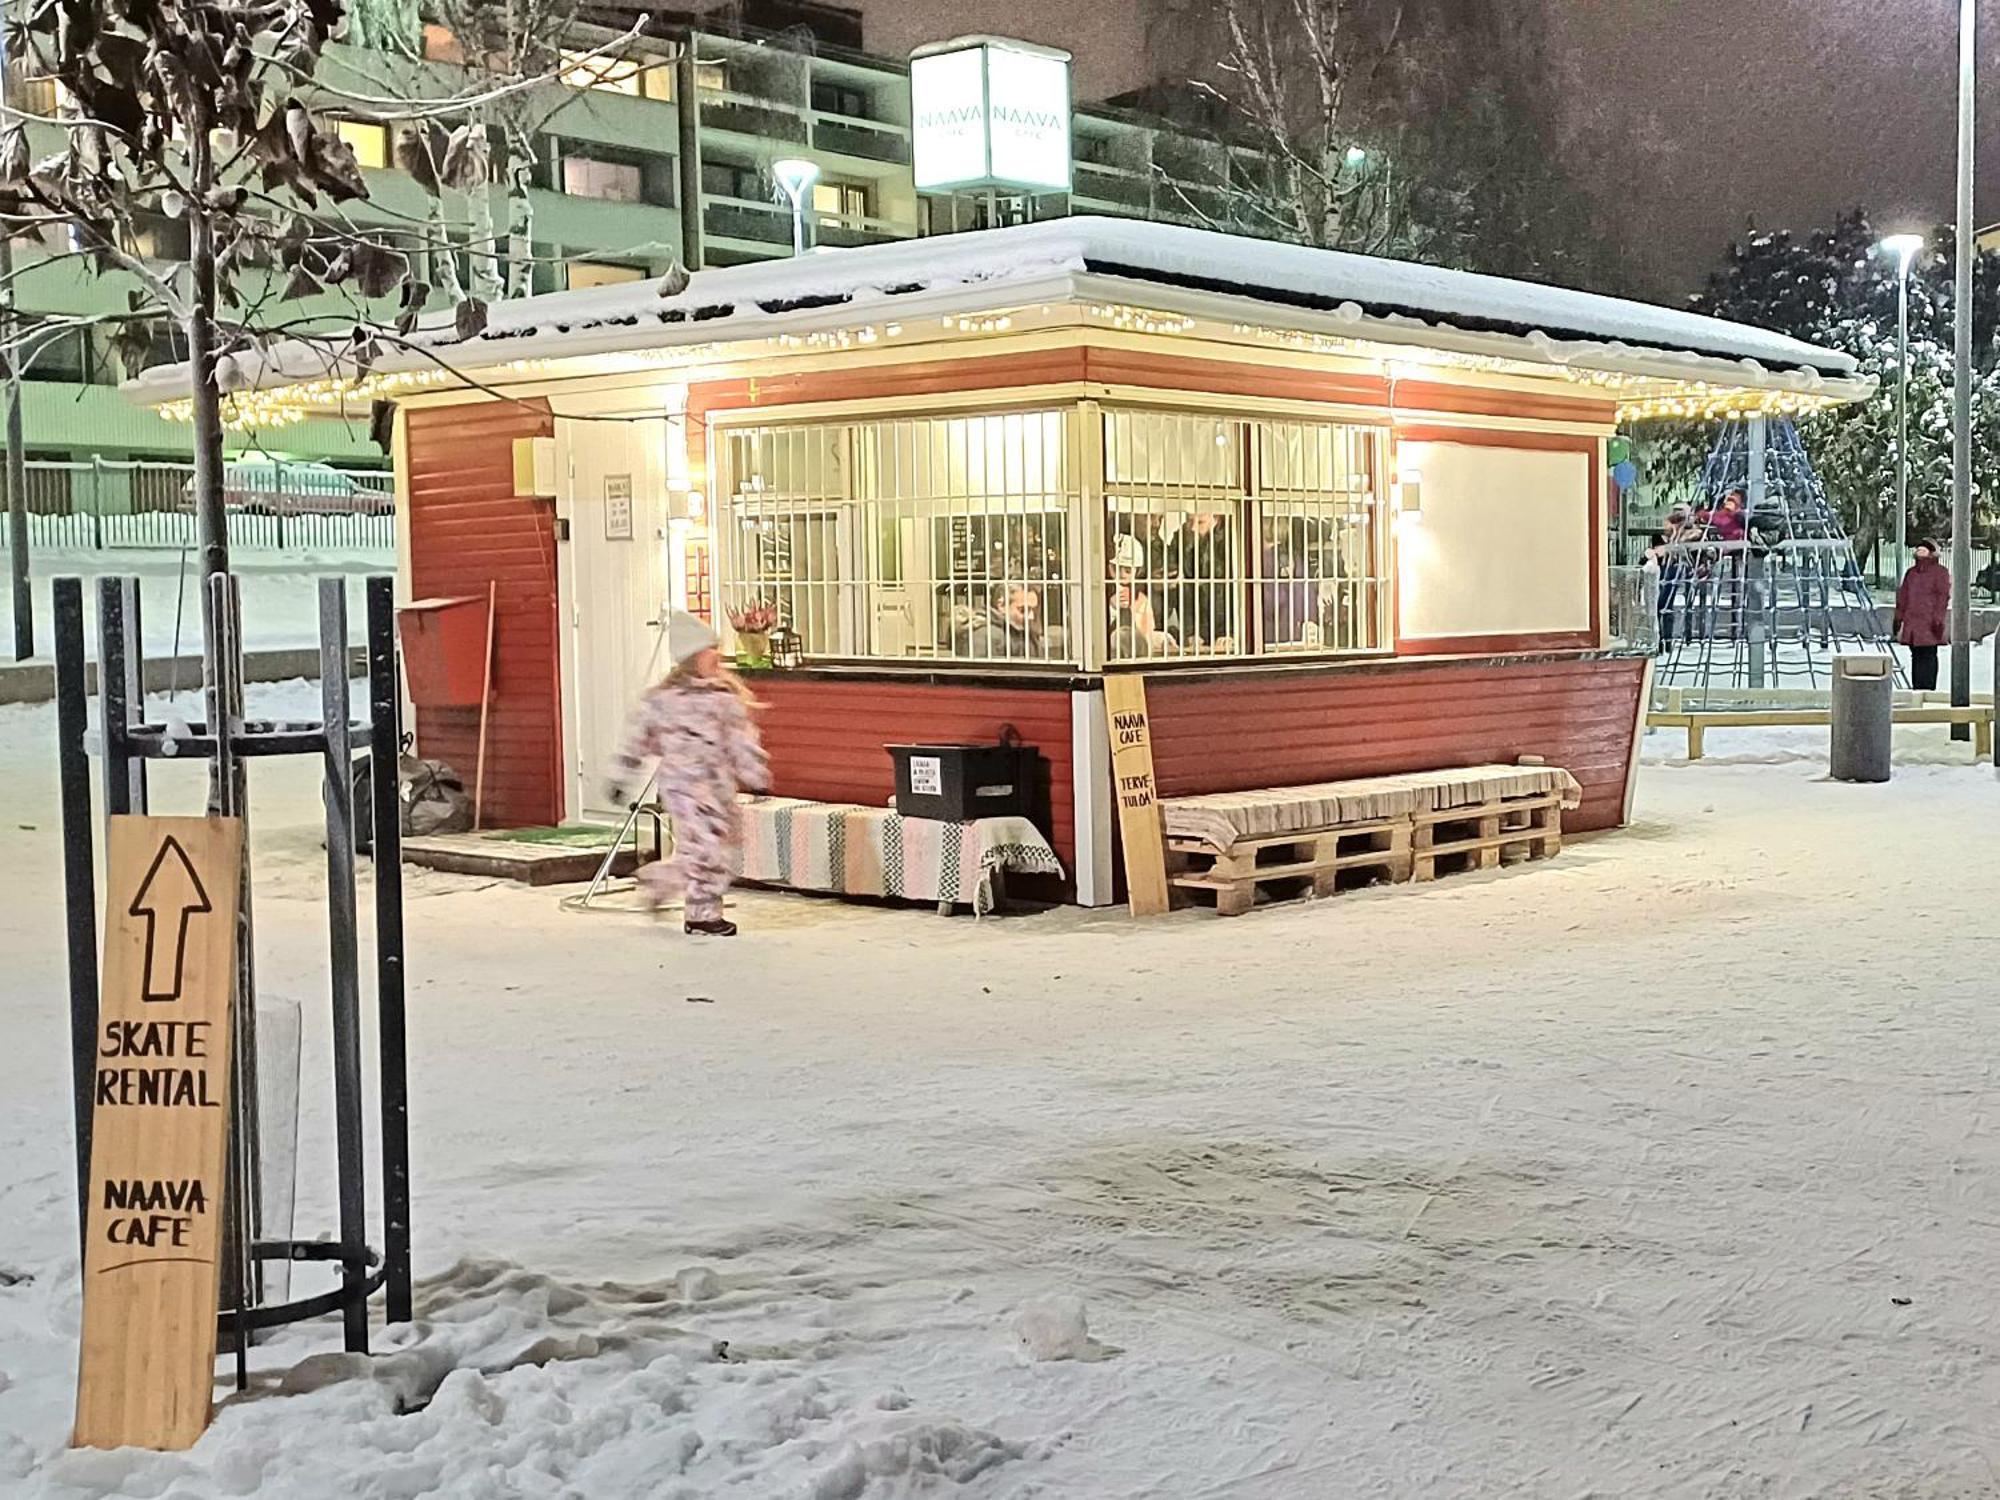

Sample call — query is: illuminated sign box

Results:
[910,36,1073,195]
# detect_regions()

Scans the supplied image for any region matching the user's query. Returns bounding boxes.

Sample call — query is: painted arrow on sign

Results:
[128,836,214,1003]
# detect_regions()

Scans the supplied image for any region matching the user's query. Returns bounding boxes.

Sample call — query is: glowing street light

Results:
[1877,233,1924,584]
[771,158,821,257]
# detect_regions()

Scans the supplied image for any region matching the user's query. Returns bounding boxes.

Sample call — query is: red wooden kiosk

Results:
[133,219,1868,904]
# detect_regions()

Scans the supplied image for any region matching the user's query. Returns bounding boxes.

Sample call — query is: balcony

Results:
[699,93,809,145]
[704,197,793,247]
[1154,137,1229,188]
[1071,164,1151,211]
[811,115,910,165]
[816,215,917,249]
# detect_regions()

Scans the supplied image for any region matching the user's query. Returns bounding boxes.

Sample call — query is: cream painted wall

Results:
[1396,441,1592,640]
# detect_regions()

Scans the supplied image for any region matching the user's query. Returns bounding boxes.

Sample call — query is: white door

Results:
[564,416,671,822]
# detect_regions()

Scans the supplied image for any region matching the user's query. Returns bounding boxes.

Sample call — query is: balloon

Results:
[1612,460,1640,488]
[1607,436,1633,465]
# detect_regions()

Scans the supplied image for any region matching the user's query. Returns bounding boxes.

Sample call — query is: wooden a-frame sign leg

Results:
[1103,673,1171,917]
[73,814,244,1452]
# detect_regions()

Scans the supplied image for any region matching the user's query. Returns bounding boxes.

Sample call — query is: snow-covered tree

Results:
[1628,210,2000,565]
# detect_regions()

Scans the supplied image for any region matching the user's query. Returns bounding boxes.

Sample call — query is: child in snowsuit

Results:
[608,611,769,937]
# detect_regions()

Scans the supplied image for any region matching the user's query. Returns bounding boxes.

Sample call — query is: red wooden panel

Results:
[752,677,1077,870]
[405,400,563,829]
[1145,656,1647,833]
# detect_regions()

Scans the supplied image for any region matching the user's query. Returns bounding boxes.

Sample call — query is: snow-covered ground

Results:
[1,550,392,665]
[3,700,2000,1497]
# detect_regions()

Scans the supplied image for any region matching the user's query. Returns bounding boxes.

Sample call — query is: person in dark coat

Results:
[957,584,1048,660]
[1894,539,1952,691]
[1168,511,1235,651]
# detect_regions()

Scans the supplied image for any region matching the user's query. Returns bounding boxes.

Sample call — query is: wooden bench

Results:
[1650,705,1995,760]
[1411,790,1563,882]
[1160,764,1579,916]
[1166,817,1412,916]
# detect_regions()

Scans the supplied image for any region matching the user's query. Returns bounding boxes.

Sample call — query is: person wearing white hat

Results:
[606,609,769,936]
[1108,530,1174,657]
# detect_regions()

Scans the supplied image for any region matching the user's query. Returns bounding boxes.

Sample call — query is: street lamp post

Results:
[1950,0,1976,734]
[0,35,28,662]
[1879,234,1924,587]
[771,158,821,258]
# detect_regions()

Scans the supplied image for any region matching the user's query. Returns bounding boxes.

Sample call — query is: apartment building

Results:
[5,4,1252,472]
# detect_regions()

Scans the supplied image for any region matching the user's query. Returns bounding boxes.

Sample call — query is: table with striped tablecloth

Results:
[733,796,1063,915]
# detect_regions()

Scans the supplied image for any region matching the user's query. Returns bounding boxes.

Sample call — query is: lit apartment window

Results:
[4,60,63,118]
[567,261,646,290]
[561,156,643,203]
[420,24,462,64]
[332,118,389,170]
[660,61,727,101]
[559,48,643,95]
[811,180,869,226]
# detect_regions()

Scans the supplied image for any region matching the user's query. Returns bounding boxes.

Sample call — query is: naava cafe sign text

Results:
[910,37,1073,195]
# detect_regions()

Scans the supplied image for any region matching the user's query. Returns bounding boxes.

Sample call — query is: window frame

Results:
[708,395,1393,671]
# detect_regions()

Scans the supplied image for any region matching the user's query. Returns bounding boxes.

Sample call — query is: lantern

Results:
[768,624,803,669]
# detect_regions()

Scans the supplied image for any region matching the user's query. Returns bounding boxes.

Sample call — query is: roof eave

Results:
[1065,269,1865,402]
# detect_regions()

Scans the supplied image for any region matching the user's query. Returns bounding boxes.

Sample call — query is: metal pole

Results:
[207,571,257,1390]
[318,579,370,1354]
[676,41,704,271]
[1895,261,1911,586]
[365,577,412,1325]
[1,40,28,663]
[52,577,97,1258]
[1747,415,1768,689]
[1950,0,1976,734]
[96,578,135,817]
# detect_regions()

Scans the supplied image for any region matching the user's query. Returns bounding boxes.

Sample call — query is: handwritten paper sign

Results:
[74,815,244,1452]
[1102,674,1169,916]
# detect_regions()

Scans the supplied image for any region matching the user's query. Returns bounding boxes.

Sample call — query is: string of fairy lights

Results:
[151,296,1863,432]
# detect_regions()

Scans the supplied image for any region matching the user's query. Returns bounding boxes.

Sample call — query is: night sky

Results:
[861,0,2000,300]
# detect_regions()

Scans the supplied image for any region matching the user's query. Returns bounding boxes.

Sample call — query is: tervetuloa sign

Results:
[910,36,1073,196]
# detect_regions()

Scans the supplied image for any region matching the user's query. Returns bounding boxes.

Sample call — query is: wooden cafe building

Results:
[133,217,1867,905]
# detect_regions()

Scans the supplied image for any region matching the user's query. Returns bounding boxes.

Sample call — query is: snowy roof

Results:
[129,216,1863,404]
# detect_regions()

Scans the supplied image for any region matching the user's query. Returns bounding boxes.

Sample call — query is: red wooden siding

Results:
[405,400,563,829]
[752,676,1078,870]
[1144,656,1648,833]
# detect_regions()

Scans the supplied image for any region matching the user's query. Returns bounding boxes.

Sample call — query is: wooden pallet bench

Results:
[1166,817,1412,916]
[1158,764,1578,916]
[1411,791,1563,883]
[1648,704,1995,760]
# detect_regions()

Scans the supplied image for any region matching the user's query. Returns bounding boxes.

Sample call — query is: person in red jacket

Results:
[1894,539,1952,691]
[1709,490,1748,543]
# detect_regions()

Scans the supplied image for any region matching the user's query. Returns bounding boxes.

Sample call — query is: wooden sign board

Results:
[1103,673,1171,917]
[74,815,244,1453]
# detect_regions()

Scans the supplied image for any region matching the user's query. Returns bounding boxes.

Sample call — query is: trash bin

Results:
[1830,654,1893,782]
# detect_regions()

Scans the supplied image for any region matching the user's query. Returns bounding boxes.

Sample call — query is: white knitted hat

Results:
[666,609,720,670]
